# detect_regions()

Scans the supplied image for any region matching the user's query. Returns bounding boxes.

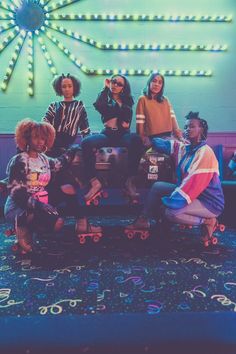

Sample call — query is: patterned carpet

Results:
[1,216,236,318]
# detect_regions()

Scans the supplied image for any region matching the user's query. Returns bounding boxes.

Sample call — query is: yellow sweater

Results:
[136,95,182,139]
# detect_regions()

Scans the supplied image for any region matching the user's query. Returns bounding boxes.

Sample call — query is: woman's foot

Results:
[84,178,102,202]
[75,217,102,234]
[126,215,150,230]
[75,217,103,244]
[201,217,218,246]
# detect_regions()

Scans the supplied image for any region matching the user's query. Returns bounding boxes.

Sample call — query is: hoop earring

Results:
[42,145,47,153]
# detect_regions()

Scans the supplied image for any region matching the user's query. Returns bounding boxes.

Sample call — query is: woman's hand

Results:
[104,78,110,88]
[121,121,130,129]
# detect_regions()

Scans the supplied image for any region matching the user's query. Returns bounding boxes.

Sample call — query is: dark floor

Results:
[1,215,236,354]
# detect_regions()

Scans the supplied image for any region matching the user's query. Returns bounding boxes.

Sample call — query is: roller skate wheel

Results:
[93,235,100,243]
[219,224,225,232]
[12,243,19,252]
[5,229,15,237]
[79,236,86,244]
[211,237,218,245]
[126,231,134,239]
[93,198,99,206]
[140,231,149,240]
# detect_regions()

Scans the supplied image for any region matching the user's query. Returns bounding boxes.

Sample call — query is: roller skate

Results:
[124,215,150,240]
[123,176,140,204]
[84,178,108,206]
[75,217,103,244]
[201,217,219,247]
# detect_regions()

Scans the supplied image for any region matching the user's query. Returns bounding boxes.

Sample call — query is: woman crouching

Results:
[4,118,76,253]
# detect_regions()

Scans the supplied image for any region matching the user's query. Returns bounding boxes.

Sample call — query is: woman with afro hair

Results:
[4,118,101,253]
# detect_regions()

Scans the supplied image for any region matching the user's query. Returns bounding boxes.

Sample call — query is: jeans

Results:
[142,181,176,218]
[81,128,143,180]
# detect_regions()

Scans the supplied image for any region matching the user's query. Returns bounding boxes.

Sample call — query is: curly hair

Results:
[52,73,81,97]
[143,73,165,103]
[15,118,56,151]
[185,111,208,140]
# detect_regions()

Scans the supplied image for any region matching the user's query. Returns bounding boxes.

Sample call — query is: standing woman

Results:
[136,73,183,148]
[81,74,143,204]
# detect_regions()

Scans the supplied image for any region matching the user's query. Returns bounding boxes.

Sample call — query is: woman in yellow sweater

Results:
[136,73,183,147]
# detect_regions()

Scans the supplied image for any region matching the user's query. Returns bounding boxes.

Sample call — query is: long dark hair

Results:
[107,74,134,106]
[143,73,165,103]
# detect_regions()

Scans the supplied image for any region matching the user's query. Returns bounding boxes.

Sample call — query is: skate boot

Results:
[84,178,104,206]
[201,217,218,247]
[75,217,103,244]
[124,176,140,204]
[125,215,150,240]
[14,213,32,254]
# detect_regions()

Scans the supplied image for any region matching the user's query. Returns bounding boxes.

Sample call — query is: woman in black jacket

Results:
[81,75,143,204]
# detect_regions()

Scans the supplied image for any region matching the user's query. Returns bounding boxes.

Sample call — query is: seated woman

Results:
[126,111,225,245]
[42,73,90,214]
[4,119,101,253]
[136,73,183,148]
[42,73,90,156]
[81,74,143,203]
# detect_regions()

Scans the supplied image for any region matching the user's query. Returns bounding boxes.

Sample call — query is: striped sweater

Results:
[43,100,90,149]
[151,138,224,215]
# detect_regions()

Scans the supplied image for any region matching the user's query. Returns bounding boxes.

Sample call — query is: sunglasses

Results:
[111,79,124,88]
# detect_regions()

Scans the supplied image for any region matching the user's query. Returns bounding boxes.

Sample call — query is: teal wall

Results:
[0,0,235,133]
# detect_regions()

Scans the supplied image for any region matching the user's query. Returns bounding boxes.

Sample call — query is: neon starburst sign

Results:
[0,0,232,95]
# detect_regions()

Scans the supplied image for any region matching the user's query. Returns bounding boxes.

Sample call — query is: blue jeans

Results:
[81,128,143,180]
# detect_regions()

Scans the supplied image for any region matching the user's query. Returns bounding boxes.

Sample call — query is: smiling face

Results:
[184,118,203,143]
[109,75,125,96]
[61,78,74,100]
[149,74,163,97]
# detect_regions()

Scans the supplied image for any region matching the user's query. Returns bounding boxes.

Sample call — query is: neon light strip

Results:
[46,13,233,22]
[36,32,58,77]
[0,2,15,13]
[0,12,14,20]
[0,22,16,34]
[44,0,82,14]
[41,28,212,77]
[27,32,34,96]
[1,32,26,91]
[0,29,19,54]
[46,23,228,52]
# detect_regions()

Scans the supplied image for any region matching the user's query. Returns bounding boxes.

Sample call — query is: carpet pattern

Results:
[0,216,236,318]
